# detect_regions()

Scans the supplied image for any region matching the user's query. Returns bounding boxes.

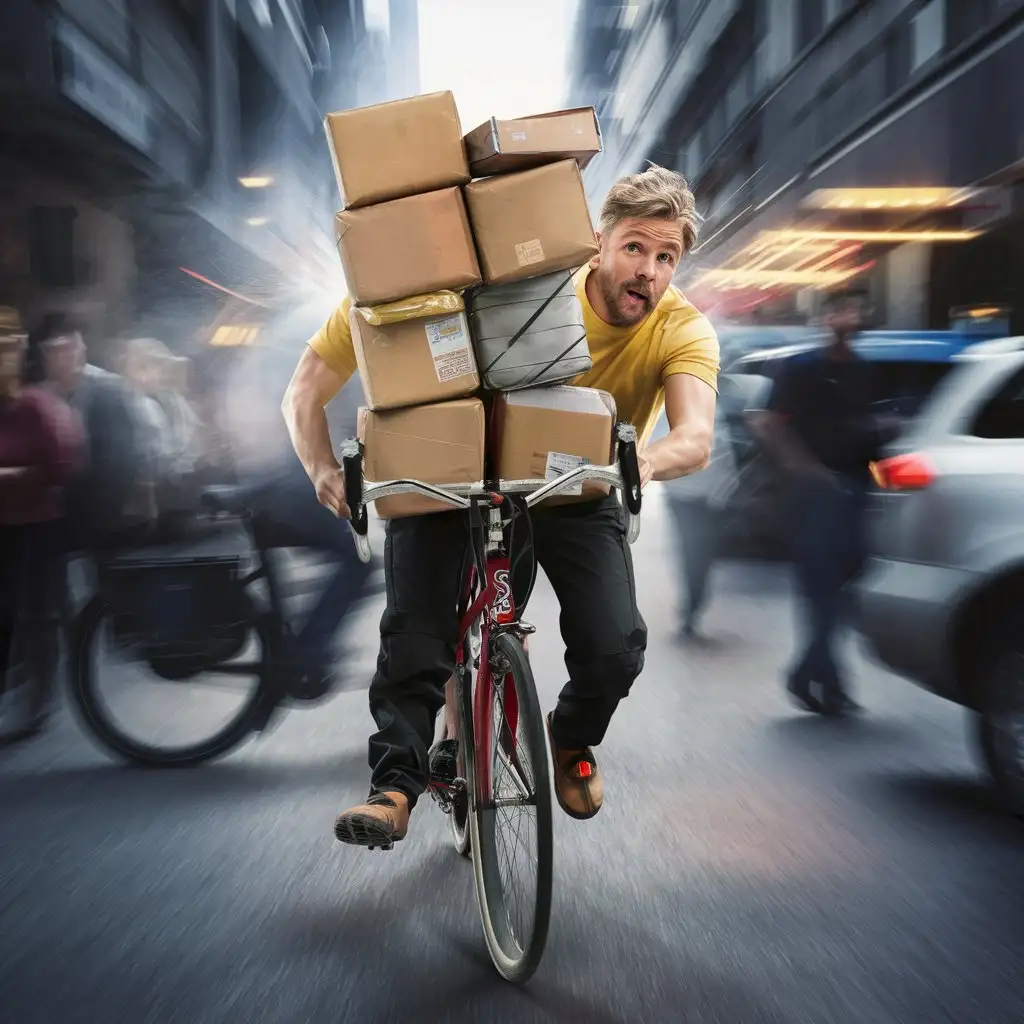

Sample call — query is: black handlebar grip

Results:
[341,440,368,535]
[616,425,643,516]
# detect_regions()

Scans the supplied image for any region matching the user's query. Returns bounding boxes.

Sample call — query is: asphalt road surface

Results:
[2,489,1023,1024]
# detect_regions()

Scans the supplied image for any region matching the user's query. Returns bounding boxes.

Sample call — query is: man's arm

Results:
[282,345,351,518]
[641,373,716,484]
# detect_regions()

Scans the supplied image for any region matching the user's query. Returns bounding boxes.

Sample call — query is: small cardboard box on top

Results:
[324,91,470,209]
[464,107,602,177]
[335,187,481,305]
[491,386,616,505]
[350,298,479,411]
[358,398,485,518]
[464,159,598,286]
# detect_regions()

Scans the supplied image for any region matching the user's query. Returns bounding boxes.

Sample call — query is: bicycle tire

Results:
[468,630,553,983]
[68,594,273,768]
[448,647,473,857]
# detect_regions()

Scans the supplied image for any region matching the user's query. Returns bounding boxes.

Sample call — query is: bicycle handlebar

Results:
[339,423,643,564]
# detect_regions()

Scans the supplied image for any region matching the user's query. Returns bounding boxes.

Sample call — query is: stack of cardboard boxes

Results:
[324,91,617,517]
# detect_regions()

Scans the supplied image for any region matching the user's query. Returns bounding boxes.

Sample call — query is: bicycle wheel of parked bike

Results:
[468,630,553,983]
[69,594,272,767]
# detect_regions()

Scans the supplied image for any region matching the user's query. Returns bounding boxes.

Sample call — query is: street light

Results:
[239,176,274,189]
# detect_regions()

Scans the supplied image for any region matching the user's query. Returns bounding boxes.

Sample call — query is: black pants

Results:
[789,475,868,695]
[368,495,648,805]
[0,520,66,710]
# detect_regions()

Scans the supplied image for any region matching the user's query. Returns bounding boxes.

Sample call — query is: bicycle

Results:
[69,488,379,767]
[339,421,643,983]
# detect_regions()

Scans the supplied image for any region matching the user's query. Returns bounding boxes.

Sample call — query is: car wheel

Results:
[975,637,1024,816]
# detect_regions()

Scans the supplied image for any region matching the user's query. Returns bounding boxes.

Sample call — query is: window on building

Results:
[686,134,703,180]
[885,23,911,94]
[796,0,825,52]
[724,71,749,126]
[971,368,1024,439]
[671,0,698,42]
[946,0,995,41]
[911,0,945,71]
[29,206,78,288]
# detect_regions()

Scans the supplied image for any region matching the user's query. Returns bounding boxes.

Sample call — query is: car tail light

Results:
[870,452,937,491]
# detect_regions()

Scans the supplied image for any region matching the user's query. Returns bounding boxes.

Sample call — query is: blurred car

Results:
[714,323,823,371]
[855,340,1024,812]
[716,330,1003,559]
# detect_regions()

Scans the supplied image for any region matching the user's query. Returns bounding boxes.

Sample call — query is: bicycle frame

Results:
[454,494,529,809]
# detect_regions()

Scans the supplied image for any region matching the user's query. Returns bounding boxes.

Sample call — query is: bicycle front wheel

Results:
[468,630,553,983]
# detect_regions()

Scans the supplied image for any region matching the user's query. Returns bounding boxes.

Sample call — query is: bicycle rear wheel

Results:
[468,630,553,983]
[69,594,271,767]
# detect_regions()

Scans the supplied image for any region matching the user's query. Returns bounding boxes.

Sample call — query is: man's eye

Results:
[658,253,674,263]
[626,242,640,253]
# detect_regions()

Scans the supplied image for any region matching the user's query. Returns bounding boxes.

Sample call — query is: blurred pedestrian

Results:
[752,289,897,716]
[663,422,736,637]
[220,324,374,692]
[0,308,83,740]
[29,315,157,552]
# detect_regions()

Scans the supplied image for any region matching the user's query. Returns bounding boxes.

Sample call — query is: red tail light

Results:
[870,452,937,491]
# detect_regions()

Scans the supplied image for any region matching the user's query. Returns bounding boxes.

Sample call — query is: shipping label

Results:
[425,314,475,383]
[544,451,589,496]
[515,239,545,267]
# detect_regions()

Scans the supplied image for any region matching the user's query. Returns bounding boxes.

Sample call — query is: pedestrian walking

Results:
[752,289,898,715]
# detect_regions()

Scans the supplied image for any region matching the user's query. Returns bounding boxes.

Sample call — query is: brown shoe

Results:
[334,791,410,850]
[546,713,603,820]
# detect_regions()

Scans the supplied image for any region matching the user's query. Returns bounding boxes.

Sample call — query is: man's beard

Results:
[597,271,653,326]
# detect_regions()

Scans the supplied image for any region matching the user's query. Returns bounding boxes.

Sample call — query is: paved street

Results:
[2,488,1023,1024]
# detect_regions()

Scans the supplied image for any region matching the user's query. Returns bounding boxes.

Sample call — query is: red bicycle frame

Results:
[455,498,522,805]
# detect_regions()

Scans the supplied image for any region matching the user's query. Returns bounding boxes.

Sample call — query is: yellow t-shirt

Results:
[308,272,720,447]
[572,266,720,446]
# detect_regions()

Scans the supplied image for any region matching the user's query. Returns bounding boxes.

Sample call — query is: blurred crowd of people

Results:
[0,308,228,741]
[0,305,373,745]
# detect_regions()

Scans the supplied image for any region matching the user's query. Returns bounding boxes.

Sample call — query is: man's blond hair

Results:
[598,164,700,254]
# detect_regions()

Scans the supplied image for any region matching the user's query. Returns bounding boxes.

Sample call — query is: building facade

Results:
[0,0,417,358]
[570,0,1024,330]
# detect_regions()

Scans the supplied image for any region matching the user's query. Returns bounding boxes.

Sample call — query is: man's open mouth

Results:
[625,289,649,304]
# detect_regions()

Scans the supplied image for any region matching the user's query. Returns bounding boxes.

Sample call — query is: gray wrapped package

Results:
[466,269,592,391]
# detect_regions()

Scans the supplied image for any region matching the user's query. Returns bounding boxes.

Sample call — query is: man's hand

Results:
[637,453,655,489]
[313,465,351,519]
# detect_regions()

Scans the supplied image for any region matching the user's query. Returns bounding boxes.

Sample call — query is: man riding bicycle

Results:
[282,165,719,849]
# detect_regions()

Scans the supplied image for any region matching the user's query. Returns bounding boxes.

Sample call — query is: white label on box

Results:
[515,238,545,267]
[545,451,589,496]
[425,314,475,383]
[511,131,527,141]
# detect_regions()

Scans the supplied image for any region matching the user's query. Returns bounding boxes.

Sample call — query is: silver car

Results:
[856,340,1024,812]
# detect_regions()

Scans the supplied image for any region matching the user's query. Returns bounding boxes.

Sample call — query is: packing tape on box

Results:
[354,290,466,326]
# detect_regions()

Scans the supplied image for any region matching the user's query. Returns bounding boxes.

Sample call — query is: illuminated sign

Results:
[210,325,261,347]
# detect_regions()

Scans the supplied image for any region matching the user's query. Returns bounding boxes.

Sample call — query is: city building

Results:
[570,0,1024,330]
[0,0,418,358]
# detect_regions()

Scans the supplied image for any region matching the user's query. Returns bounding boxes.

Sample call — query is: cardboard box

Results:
[492,386,616,504]
[464,160,599,286]
[336,188,482,305]
[358,398,485,518]
[464,107,602,177]
[324,91,470,209]
[351,306,479,411]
